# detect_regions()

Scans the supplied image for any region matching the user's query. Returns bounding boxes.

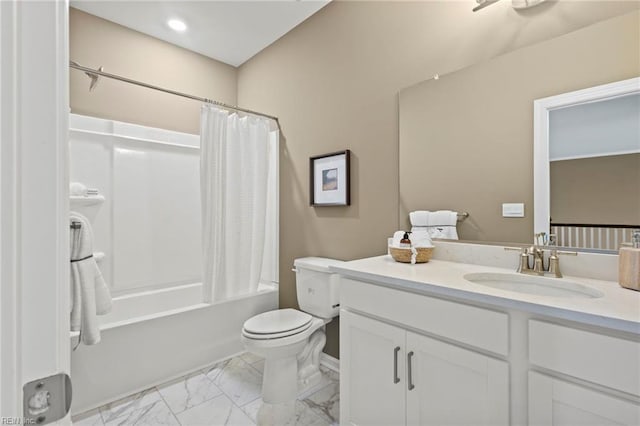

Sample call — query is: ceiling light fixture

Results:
[167,19,187,32]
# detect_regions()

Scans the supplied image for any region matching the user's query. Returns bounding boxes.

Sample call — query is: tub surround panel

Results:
[70,114,202,295]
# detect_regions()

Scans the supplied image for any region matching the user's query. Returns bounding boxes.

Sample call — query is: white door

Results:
[340,310,406,426]
[406,331,509,426]
[529,372,640,426]
[1,0,70,423]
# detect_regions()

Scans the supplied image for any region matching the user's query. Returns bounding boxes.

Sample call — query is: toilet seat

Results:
[242,309,313,340]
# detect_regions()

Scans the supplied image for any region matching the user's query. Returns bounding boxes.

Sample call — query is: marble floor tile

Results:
[177,393,255,426]
[158,371,223,414]
[239,352,263,365]
[71,408,104,426]
[104,398,179,426]
[300,382,340,425]
[242,398,329,426]
[100,388,163,424]
[204,358,263,407]
[250,360,264,375]
[297,367,340,401]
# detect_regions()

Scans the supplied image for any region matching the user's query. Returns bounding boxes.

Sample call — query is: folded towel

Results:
[410,210,458,227]
[70,182,88,196]
[70,212,112,346]
[412,225,459,240]
[409,211,430,227]
[428,210,458,227]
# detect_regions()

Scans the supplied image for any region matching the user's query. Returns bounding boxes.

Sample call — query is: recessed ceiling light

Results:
[167,19,187,32]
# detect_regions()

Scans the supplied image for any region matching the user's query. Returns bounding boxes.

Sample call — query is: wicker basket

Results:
[389,246,434,264]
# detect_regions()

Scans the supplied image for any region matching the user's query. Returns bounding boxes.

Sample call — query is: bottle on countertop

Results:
[399,232,412,249]
[619,231,640,291]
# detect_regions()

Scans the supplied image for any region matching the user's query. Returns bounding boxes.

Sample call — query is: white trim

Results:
[320,352,340,373]
[1,0,70,419]
[533,77,640,237]
[550,149,640,162]
[0,0,20,416]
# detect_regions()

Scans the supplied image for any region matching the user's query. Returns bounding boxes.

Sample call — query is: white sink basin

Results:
[463,272,604,299]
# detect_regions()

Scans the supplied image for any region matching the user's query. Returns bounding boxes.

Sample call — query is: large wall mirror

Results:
[534,78,640,252]
[399,11,639,251]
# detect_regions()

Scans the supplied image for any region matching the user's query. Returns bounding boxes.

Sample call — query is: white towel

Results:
[412,225,459,240]
[410,210,458,227]
[70,212,112,346]
[410,230,434,248]
[409,211,430,227]
[410,210,459,240]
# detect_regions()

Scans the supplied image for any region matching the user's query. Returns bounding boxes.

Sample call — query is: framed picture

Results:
[310,150,351,206]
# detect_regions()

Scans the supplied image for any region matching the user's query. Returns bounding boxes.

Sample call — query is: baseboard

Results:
[320,353,340,373]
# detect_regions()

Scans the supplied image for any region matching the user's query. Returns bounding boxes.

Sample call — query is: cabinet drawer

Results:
[341,277,509,355]
[529,320,640,396]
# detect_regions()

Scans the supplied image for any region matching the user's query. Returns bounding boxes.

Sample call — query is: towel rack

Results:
[457,212,469,222]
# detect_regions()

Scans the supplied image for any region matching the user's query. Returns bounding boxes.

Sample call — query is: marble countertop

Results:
[331,255,640,335]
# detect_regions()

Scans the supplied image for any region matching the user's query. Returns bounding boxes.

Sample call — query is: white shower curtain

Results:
[200,105,274,302]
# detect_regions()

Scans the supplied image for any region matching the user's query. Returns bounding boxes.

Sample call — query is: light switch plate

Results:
[502,203,525,217]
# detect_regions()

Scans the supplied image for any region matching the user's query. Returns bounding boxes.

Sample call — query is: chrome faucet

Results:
[505,233,577,278]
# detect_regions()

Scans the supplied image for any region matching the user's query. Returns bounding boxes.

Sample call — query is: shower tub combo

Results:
[68,115,278,413]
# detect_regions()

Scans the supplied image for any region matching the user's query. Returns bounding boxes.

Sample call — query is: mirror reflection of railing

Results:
[550,223,640,251]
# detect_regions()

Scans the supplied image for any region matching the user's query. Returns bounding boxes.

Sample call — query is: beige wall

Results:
[551,154,640,225]
[70,8,237,134]
[399,12,640,244]
[237,2,640,358]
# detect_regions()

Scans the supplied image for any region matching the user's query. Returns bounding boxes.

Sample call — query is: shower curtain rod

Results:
[69,61,280,126]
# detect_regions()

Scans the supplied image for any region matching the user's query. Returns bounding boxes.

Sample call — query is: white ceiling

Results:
[70,1,330,67]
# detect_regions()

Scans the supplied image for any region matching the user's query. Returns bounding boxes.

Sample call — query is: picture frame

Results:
[310,150,351,206]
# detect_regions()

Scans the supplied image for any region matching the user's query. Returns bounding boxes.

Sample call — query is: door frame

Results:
[1,0,70,420]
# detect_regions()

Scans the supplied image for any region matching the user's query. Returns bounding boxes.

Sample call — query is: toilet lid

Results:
[243,308,312,335]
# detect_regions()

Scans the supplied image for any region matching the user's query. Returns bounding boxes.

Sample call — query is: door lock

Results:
[23,373,72,424]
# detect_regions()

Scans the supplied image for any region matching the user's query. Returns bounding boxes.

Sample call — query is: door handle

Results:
[393,346,400,384]
[407,351,415,390]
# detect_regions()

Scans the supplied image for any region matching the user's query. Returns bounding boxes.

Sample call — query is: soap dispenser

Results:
[399,232,412,249]
[619,231,640,291]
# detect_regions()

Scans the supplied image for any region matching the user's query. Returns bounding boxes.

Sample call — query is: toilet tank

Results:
[294,257,344,319]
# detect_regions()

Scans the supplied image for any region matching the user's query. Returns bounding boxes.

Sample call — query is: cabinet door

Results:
[529,372,640,426]
[340,310,406,426]
[405,331,509,426]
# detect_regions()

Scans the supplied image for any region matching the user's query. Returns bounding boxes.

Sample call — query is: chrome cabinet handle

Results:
[393,346,400,384]
[407,351,415,390]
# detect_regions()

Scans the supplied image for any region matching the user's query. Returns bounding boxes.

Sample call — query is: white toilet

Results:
[242,257,342,421]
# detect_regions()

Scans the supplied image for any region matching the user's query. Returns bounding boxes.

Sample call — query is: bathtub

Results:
[70,282,278,414]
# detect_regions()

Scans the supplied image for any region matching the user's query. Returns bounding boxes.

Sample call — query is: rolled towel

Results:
[391,230,406,247]
[70,182,88,196]
[411,230,434,248]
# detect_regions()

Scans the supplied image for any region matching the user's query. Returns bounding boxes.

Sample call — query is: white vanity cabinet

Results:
[340,278,510,426]
[337,270,640,426]
[529,372,640,426]
[528,320,640,426]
